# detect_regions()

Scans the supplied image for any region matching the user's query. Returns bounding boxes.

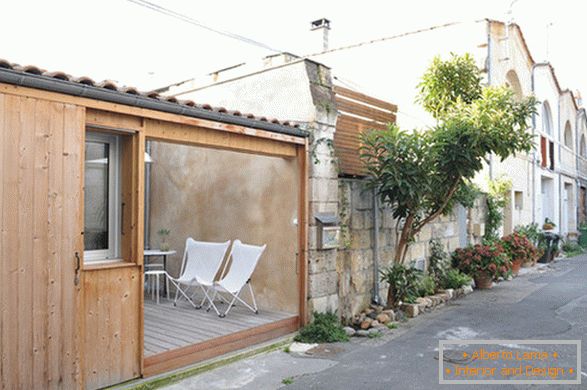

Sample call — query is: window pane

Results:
[84,141,109,251]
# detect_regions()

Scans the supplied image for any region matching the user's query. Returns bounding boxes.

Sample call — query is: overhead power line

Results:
[126,0,281,52]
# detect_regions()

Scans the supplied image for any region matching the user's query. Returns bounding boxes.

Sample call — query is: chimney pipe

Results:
[310,18,331,52]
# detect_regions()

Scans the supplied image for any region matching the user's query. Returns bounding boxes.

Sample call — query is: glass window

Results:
[84,132,120,262]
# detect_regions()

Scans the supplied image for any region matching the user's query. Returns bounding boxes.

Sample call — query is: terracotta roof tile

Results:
[0,58,300,130]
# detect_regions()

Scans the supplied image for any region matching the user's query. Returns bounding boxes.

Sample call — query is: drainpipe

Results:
[531,65,538,224]
[372,188,381,305]
[558,96,562,232]
[487,21,494,179]
[145,141,152,249]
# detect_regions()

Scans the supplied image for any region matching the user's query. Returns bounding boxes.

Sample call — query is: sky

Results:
[1,0,586,122]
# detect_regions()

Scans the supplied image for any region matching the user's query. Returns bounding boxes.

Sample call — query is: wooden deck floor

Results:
[144,297,295,357]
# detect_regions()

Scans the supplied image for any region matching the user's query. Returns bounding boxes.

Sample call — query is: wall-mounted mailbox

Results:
[315,213,340,250]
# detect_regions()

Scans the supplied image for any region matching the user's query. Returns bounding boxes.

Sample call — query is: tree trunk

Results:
[386,285,395,309]
[394,214,414,264]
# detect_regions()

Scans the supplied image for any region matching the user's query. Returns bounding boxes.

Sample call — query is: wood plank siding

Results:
[333,86,397,176]
[1,94,84,389]
[0,82,308,389]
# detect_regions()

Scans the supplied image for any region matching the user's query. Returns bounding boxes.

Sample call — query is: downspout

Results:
[531,65,537,224]
[144,141,152,249]
[558,96,562,232]
[487,21,494,180]
[372,187,381,305]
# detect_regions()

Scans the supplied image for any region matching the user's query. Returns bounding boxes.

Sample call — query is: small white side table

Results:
[145,270,170,304]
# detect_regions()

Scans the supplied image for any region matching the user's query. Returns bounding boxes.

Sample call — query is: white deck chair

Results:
[204,240,266,318]
[172,238,231,309]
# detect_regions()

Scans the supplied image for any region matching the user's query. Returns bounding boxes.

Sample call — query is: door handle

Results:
[74,252,81,286]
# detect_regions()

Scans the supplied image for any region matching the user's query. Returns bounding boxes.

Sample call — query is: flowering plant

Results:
[501,232,539,265]
[452,241,511,280]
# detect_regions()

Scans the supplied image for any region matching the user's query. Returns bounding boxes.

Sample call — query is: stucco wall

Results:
[148,141,300,313]
[486,21,534,232]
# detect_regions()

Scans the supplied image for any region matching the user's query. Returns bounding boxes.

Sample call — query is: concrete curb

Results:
[108,334,295,390]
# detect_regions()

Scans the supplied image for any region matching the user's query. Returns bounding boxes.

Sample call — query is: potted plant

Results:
[501,232,538,276]
[452,241,511,289]
[157,228,171,251]
[542,218,556,231]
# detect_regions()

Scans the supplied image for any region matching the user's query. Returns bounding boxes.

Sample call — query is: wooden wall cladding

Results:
[333,86,397,176]
[0,93,84,389]
[82,266,141,390]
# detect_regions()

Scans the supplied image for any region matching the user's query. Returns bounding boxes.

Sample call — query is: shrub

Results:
[562,241,583,257]
[428,239,450,286]
[417,275,436,297]
[452,241,511,281]
[294,311,349,343]
[515,223,541,246]
[441,269,472,289]
[380,263,422,308]
[502,232,539,265]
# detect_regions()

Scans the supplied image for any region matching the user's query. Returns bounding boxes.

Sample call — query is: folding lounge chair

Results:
[204,240,266,318]
[172,238,231,309]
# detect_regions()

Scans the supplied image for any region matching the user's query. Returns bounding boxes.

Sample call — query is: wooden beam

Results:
[334,85,398,112]
[143,316,299,377]
[0,83,305,146]
[144,119,298,158]
[297,143,309,326]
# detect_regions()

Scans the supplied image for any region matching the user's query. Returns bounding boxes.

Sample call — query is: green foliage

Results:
[282,377,294,385]
[294,312,349,343]
[283,345,290,353]
[441,268,472,289]
[417,53,482,119]
[417,275,436,297]
[157,228,170,236]
[386,322,398,329]
[428,239,450,286]
[515,223,541,246]
[484,177,512,240]
[368,331,383,339]
[562,241,583,257]
[360,53,536,263]
[380,263,422,307]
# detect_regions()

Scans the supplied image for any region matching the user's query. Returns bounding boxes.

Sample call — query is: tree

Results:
[360,53,537,264]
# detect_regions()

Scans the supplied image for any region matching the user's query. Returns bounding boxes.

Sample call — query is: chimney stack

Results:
[310,18,331,52]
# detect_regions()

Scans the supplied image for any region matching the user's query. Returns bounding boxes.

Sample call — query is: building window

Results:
[505,70,523,101]
[84,131,121,262]
[542,102,553,137]
[564,121,573,149]
[514,191,523,210]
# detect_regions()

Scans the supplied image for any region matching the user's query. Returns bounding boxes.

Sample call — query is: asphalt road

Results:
[166,256,587,389]
[287,256,587,390]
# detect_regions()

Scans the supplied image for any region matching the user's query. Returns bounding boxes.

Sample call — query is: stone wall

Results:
[334,178,487,321]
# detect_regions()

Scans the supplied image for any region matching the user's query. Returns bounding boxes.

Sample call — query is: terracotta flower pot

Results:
[474,272,493,289]
[511,259,522,276]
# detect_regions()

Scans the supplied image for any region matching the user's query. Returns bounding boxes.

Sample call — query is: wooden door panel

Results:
[0,94,83,389]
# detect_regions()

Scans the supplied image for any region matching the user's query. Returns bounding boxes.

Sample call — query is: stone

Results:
[367,311,378,320]
[376,313,391,324]
[356,330,369,337]
[289,342,318,354]
[365,308,374,315]
[402,303,419,318]
[382,309,395,322]
[463,285,473,295]
[360,319,373,330]
[368,328,381,336]
[370,320,381,328]
[343,326,356,337]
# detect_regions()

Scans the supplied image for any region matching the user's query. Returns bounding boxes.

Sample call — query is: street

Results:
[166,256,587,389]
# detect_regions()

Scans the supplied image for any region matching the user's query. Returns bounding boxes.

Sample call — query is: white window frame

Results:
[84,131,121,263]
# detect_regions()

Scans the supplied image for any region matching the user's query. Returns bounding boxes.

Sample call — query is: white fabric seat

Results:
[171,238,231,309]
[203,240,266,317]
